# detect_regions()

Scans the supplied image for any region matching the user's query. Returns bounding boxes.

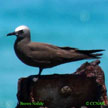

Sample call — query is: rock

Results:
[16,60,107,108]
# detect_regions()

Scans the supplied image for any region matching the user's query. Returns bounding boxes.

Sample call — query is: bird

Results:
[7,25,104,78]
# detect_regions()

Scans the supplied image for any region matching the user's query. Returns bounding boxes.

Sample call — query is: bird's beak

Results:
[7,32,16,36]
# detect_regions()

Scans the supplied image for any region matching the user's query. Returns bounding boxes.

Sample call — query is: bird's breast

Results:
[14,42,37,67]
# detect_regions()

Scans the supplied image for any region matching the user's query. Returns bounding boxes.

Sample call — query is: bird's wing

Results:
[27,42,66,63]
[27,42,104,64]
[28,42,60,51]
[58,46,78,50]
[58,46,104,58]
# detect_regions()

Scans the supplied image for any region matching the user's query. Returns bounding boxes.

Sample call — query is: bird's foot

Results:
[32,77,39,82]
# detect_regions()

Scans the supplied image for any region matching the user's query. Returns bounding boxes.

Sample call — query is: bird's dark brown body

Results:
[7,25,104,76]
[14,38,78,68]
[14,37,102,69]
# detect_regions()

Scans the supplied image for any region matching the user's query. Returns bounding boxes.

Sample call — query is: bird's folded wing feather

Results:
[27,42,76,62]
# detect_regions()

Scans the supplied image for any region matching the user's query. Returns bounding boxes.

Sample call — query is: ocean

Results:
[0,0,108,108]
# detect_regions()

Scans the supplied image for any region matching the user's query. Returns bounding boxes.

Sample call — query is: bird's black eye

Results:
[19,30,24,34]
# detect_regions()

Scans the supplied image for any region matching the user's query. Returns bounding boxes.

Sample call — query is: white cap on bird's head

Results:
[15,25,30,32]
[7,25,31,39]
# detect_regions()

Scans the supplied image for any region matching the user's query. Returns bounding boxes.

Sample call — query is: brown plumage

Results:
[7,25,104,77]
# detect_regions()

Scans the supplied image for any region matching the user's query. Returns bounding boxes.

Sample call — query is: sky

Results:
[0,0,108,108]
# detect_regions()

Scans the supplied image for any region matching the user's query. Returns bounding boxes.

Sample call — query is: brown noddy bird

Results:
[7,25,104,78]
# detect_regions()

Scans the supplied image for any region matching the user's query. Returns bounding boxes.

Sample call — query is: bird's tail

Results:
[60,47,105,63]
[77,49,105,59]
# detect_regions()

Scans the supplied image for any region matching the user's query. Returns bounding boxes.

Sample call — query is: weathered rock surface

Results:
[16,60,107,108]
